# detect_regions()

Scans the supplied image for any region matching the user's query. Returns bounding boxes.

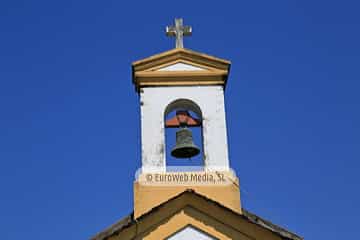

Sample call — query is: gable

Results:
[132,48,230,72]
[92,190,302,240]
[142,206,254,240]
[167,225,217,240]
[132,48,230,90]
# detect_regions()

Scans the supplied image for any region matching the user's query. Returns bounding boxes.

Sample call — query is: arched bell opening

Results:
[164,99,204,172]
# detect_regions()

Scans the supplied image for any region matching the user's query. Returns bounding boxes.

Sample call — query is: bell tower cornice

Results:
[132,48,231,91]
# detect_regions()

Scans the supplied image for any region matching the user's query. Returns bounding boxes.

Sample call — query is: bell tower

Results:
[92,18,302,240]
[132,18,241,218]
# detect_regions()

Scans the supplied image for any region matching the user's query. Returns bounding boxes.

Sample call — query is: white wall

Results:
[140,86,229,172]
[167,226,216,240]
[157,62,205,71]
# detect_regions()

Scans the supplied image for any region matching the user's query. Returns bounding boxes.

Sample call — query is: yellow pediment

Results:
[91,190,302,240]
[132,48,231,91]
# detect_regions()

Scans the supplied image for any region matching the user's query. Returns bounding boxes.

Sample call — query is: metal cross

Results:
[166,18,192,48]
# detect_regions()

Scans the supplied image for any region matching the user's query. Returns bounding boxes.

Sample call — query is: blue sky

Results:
[0,0,359,239]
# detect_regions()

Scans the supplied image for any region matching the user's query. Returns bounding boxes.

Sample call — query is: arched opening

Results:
[164,99,204,171]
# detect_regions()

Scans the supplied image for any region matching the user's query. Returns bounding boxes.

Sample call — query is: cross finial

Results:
[166,18,192,48]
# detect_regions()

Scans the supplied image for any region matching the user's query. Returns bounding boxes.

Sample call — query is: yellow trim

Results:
[133,52,229,72]
[144,209,238,240]
[132,48,230,90]
[139,81,225,87]
[132,48,230,69]
[134,171,241,219]
[135,70,227,77]
[107,192,282,240]
[135,71,227,86]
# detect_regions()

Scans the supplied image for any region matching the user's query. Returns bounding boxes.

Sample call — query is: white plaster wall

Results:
[167,226,216,240]
[140,86,229,173]
[157,62,205,71]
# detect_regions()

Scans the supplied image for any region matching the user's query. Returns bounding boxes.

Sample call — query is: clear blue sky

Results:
[1,1,359,239]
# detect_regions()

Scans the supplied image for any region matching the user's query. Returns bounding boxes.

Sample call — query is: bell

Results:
[171,127,200,158]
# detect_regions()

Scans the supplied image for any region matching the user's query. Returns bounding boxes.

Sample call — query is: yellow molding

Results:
[138,81,225,87]
[109,191,283,240]
[134,171,241,219]
[143,210,237,240]
[133,49,230,71]
[135,70,227,77]
[132,48,230,91]
[132,48,230,68]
